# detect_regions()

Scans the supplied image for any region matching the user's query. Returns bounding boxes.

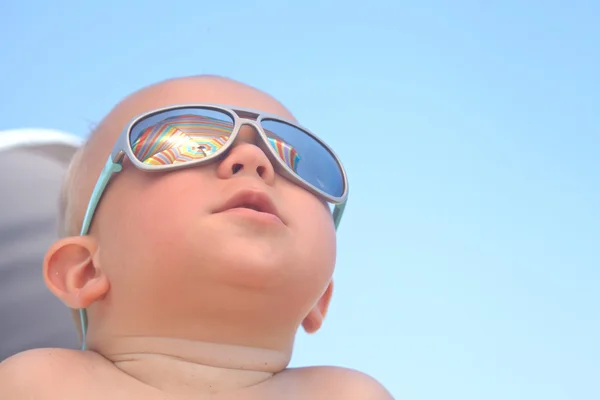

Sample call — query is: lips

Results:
[215,189,282,222]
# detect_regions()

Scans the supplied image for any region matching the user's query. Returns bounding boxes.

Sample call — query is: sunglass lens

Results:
[129,107,235,166]
[260,119,345,198]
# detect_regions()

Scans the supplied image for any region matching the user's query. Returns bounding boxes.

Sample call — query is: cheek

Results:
[287,193,337,295]
[304,205,336,260]
[96,172,213,288]
[296,192,336,251]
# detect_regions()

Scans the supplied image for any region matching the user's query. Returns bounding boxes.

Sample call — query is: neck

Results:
[89,335,292,396]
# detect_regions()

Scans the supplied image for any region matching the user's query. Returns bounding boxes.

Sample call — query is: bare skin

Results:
[0,76,393,399]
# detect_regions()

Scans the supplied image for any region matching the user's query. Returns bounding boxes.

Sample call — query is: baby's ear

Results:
[43,236,109,309]
[302,281,334,334]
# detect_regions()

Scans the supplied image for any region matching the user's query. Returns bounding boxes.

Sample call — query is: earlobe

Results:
[43,236,110,309]
[302,281,334,334]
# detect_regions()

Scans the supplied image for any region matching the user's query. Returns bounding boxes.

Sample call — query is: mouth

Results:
[215,189,283,224]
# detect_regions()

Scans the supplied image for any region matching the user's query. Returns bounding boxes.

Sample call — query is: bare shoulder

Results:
[0,347,103,376]
[279,365,394,399]
[0,348,108,398]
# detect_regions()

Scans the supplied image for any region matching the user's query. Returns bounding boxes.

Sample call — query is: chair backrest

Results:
[0,129,82,360]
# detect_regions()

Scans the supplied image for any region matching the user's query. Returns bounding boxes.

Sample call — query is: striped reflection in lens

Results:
[129,108,235,166]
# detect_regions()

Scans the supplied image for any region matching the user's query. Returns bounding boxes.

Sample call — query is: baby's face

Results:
[85,78,337,336]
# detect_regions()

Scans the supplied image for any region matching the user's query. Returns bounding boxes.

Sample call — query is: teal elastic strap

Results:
[78,157,122,350]
[333,201,347,230]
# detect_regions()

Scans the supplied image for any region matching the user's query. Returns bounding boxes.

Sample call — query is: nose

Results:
[216,124,276,184]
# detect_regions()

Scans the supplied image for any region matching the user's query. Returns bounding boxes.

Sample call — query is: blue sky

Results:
[1,1,598,398]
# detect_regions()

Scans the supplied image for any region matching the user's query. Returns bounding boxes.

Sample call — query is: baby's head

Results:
[44,76,347,355]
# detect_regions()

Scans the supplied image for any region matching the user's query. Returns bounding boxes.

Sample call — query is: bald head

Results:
[59,75,296,237]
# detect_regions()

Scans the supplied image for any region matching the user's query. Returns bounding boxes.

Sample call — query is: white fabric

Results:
[0,128,82,164]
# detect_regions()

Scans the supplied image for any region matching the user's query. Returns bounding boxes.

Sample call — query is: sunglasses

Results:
[81,104,348,238]
[77,104,349,345]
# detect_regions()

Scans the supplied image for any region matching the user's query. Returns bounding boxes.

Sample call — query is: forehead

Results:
[115,78,294,128]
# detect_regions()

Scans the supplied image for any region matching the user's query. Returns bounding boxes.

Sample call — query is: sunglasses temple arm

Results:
[333,200,347,230]
[78,156,122,350]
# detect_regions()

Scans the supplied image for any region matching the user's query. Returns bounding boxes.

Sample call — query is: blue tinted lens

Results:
[261,119,344,198]
[129,108,234,166]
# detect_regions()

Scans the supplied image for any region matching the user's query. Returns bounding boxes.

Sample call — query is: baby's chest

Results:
[54,367,331,400]
[54,380,318,400]
[78,387,324,400]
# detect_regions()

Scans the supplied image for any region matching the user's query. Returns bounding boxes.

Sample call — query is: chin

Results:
[210,240,298,289]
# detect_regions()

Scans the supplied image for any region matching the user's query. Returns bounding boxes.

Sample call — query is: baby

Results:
[0,76,393,399]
